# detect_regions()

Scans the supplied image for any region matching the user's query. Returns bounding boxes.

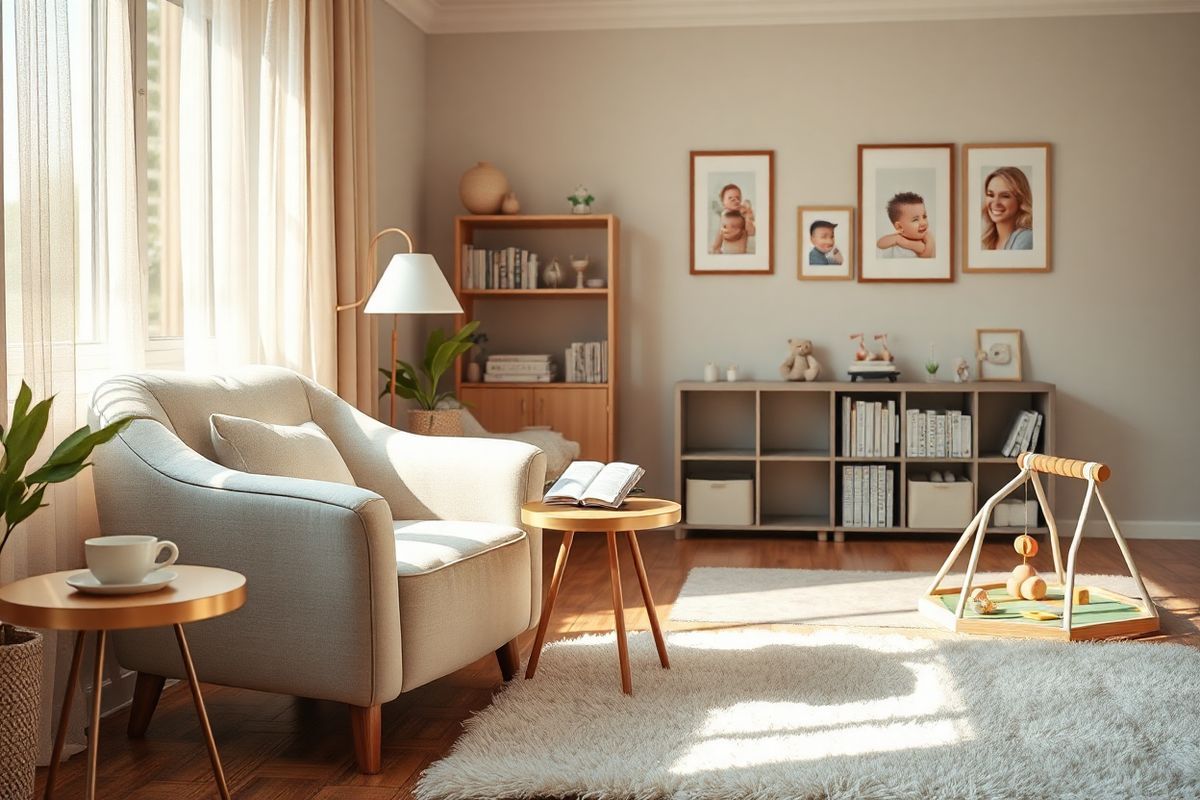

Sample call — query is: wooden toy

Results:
[920,453,1159,641]
[969,587,996,614]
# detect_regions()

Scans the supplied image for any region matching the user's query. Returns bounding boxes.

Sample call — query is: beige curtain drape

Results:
[179,0,377,413]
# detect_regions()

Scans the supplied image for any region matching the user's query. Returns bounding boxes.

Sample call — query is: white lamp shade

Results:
[363,253,463,315]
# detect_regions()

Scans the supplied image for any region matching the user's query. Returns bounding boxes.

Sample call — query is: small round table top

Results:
[521,497,681,533]
[0,565,246,631]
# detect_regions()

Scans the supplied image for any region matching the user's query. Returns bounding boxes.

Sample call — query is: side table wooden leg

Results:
[525,531,574,680]
[625,531,669,669]
[85,631,106,800]
[173,624,231,800]
[44,630,86,800]
[607,531,632,695]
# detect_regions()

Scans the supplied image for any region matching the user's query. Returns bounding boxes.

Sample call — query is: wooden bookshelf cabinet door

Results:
[534,387,608,461]
[459,387,532,432]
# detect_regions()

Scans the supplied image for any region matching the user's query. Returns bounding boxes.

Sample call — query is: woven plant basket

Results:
[408,409,463,437]
[0,624,43,800]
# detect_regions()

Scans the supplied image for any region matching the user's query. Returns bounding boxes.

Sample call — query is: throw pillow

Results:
[209,413,357,486]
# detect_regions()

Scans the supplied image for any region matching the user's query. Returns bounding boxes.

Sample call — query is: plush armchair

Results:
[88,366,546,773]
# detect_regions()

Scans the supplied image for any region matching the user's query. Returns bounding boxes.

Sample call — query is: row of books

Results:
[841,465,895,528]
[565,341,608,384]
[462,245,540,290]
[1001,410,1044,457]
[906,410,973,458]
[484,354,557,383]
[840,398,900,457]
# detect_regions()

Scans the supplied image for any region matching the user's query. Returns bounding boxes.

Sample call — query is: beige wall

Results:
[416,14,1200,535]
[373,0,427,410]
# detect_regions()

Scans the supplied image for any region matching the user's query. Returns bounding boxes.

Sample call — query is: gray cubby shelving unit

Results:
[674,380,1055,539]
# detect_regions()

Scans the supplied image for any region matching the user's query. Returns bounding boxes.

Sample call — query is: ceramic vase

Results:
[459,161,509,214]
[466,362,482,383]
[543,259,563,289]
[500,192,521,215]
[704,363,718,383]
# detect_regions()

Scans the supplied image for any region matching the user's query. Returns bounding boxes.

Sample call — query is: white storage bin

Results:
[907,479,973,529]
[686,477,754,526]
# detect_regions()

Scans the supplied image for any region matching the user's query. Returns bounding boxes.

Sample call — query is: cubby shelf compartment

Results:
[674,380,1055,539]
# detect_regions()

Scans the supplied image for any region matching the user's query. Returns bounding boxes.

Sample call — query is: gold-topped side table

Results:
[0,565,246,800]
[521,498,681,694]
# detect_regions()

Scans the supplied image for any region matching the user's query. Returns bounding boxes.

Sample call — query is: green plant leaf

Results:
[2,396,54,485]
[9,381,33,431]
[5,483,47,534]
[424,329,447,376]
[34,418,129,474]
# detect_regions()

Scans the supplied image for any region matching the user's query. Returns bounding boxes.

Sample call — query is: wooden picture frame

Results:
[690,150,774,275]
[975,328,1024,381]
[797,206,854,280]
[963,143,1052,273]
[857,143,955,283]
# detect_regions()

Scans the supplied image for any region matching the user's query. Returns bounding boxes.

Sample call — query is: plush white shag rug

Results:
[416,629,1200,800]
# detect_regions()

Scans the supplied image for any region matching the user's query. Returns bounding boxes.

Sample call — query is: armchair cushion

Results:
[392,519,525,576]
[209,413,356,486]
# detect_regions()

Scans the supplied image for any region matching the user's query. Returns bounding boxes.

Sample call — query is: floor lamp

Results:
[336,228,463,426]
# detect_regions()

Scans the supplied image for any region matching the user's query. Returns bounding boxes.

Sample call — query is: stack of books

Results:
[484,355,556,383]
[462,245,540,290]
[1001,409,1044,457]
[840,398,900,457]
[564,341,607,384]
[841,465,895,528]
[905,410,973,458]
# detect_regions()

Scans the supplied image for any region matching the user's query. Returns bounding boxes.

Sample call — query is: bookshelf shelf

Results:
[675,380,1056,539]
[455,215,618,461]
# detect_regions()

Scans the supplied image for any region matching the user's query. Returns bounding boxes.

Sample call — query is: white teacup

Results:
[85,535,179,585]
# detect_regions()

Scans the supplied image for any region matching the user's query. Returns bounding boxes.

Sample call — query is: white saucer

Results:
[66,569,178,596]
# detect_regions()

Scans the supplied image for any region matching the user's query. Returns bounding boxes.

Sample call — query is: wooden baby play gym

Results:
[919,452,1160,641]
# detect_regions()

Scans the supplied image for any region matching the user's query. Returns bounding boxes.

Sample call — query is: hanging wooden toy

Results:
[919,453,1159,641]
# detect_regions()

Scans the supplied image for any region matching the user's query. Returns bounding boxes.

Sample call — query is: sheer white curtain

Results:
[2,0,145,764]
[179,0,337,386]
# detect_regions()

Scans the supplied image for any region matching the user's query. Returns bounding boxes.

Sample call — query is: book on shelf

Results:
[1001,409,1043,457]
[905,409,972,458]
[462,244,540,290]
[564,341,607,384]
[842,464,896,528]
[841,398,901,457]
[543,460,644,509]
[483,354,557,383]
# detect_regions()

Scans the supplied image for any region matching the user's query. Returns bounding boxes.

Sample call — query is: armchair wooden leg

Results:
[127,672,166,738]
[495,638,521,681]
[349,703,382,774]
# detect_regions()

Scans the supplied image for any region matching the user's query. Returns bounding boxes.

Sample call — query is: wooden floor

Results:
[36,532,1200,799]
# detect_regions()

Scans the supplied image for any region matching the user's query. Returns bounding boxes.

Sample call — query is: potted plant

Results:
[380,321,480,436]
[0,382,129,797]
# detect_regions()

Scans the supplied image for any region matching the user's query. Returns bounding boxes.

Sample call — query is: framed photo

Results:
[963,143,1051,273]
[975,328,1023,381]
[797,206,854,280]
[690,150,774,275]
[858,144,954,282]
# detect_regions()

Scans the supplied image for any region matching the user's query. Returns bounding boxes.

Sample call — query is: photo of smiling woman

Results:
[963,143,1051,273]
[981,166,1033,250]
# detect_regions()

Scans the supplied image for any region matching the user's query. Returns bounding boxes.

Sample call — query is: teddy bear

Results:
[779,338,822,382]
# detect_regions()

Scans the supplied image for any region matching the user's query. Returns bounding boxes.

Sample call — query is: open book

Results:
[543,461,645,509]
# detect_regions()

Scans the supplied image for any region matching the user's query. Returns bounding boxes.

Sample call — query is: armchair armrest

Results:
[91,419,404,707]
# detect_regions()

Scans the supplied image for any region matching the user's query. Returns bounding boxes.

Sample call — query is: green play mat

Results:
[937,586,1146,627]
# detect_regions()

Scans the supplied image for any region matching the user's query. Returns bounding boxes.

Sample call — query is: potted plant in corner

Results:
[381,321,480,437]
[0,383,130,798]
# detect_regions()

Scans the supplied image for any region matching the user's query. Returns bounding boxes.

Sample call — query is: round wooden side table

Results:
[520,498,681,694]
[0,565,246,800]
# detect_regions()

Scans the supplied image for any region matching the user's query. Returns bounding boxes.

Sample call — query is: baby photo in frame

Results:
[975,328,1024,381]
[963,143,1051,273]
[690,150,774,274]
[797,206,854,280]
[858,144,954,282]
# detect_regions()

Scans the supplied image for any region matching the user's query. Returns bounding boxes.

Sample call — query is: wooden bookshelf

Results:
[454,214,618,461]
[674,380,1056,539]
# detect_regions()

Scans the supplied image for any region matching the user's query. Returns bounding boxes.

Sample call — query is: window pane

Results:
[146,0,183,338]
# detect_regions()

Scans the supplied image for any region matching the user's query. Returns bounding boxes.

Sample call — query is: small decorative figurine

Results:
[969,587,997,615]
[500,191,521,214]
[873,333,894,362]
[569,255,590,289]
[850,333,872,361]
[847,333,900,381]
[953,356,971,383]
[703,363,719,383]
[726,364,740,382]
[779,339,822,382]
[567,185,594,215]
[543,258,564,288]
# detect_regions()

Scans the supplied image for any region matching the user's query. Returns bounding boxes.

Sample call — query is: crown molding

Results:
[382,0,1200,34]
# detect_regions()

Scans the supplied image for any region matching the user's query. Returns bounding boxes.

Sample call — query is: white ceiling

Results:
[384,0,1200,34]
